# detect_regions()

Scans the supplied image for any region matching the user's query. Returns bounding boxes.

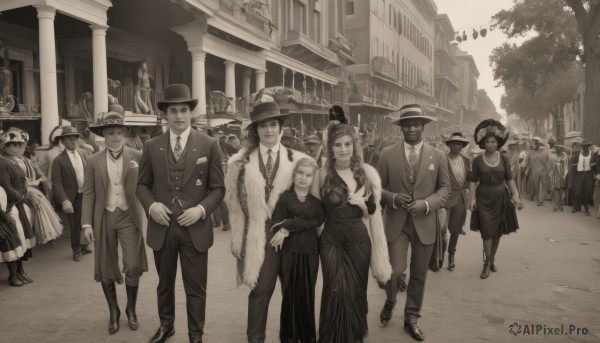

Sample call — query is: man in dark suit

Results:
[377,104,450,341]
[570,139,596,216]
[137,84,225,343]
[51,126,92,262]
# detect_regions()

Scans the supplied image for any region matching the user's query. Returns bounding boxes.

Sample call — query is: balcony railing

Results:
[372,57,398,82]
[108,85,164,115]
[218,0,271,38]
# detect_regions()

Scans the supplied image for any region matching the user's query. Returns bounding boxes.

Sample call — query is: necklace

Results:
[334,162,351,170]
[483,151,500,167]
[295,191,308,202]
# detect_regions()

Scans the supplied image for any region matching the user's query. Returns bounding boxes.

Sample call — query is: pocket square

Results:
[196,157,208,165]
[429,163,435,171]
[195,178,203,186]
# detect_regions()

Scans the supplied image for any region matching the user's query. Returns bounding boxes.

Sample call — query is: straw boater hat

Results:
[246,92,289,129]
[390,104,437,126]
[89,108,129,137]
[56,126,82,140]
[157,84,198,112]
[445,132,469,147]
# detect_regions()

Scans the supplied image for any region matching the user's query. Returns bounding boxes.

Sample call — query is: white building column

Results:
[255,69,266,91]
[191,51,207,120]
[242,69,252,115]
[90,24,108,123]
[35,5,59,144]
[224,60,236,112]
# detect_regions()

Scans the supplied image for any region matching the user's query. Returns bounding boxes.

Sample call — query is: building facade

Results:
[454,45,481,131]
[345,0,437,141]
[0,0,351,144]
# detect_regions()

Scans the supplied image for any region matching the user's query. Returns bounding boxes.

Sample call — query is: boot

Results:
[447,253,455,271]
[7,261,23,286]
[101,282,121,334]
[490,258,498,272]
[125,285,139,330]
[480,259,491,279]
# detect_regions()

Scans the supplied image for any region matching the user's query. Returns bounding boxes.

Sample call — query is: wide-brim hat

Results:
[445,132,469,146]
[533,136,544,144]
[89,111,129,137]
[581,139,593,146]
[0,128,26,145]
[305,135,321,145]
[390,104,437,126]
[247,101,288,128]
[474,119,509,147]
[56,126,82,139]
[157,84,198,112]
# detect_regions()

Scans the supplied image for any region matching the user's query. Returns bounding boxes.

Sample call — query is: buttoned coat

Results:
[136,129,225,252]
[51,148,91,206]
[377,142,451,245]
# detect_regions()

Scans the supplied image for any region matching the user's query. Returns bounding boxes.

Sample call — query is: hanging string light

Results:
[452,20,493,43]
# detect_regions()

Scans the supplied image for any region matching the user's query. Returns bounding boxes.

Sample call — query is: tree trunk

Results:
[583,48,600,144]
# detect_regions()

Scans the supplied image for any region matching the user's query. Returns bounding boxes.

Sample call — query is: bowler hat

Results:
[56,126,82,139]
[89,110,129,137]
[247,101,288,128]
[390,104,436,126]
[157,84,198,112]
[445,132,469,147]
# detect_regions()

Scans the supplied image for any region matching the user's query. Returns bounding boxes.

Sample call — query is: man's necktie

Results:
[409,146,417,169]
[108,147,123,160]
[174,136,182,161]
[266,149,273,180]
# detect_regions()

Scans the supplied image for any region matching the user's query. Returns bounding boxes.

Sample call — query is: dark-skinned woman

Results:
[469,120,523,280]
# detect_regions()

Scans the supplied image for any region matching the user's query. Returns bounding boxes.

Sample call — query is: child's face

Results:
[294,165,314,190]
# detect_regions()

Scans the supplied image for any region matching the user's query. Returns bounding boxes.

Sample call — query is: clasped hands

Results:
[394,193,427,215]
[149,203,205,227]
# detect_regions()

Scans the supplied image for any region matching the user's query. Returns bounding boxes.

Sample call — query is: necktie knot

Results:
[174,136,183,161]
[267,149,272,156]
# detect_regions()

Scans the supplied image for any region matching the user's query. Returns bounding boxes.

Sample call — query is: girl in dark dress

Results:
[469,120,524,280]
[270,157,325,343]
[312,118,391,343]
[0,129,36,286]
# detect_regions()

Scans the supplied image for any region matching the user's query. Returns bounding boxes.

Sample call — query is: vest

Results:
[401,144,423,194]
[258,149,281,201]
[167,142,187,210]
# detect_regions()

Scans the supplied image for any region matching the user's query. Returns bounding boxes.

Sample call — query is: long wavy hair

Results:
[323,121,372,197]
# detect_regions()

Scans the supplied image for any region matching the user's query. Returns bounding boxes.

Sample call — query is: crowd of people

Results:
[1,83,599,343]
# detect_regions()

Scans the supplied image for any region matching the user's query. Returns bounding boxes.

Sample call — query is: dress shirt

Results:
[259,143,280,163]
[67,149,85,192]
[449,155,466,185]
[105,151,128,212]
[169,126,191,154]
[404,140,424,163]
[577,152,592,172]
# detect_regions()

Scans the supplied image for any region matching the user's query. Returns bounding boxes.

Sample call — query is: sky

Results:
[435,0,531,116]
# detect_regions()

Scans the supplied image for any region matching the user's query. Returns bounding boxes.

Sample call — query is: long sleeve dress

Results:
[270,189,325,343]
[318,172,376,343]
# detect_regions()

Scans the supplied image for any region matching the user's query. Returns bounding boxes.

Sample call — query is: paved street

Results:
[1,201,599,343]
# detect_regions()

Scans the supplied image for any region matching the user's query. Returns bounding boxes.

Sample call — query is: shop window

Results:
[346,0,354,16]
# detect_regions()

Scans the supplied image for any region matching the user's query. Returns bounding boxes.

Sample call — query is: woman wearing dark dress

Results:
[270,157,325,343]
[469,119,524,280]
[0,128,36,286]
[312,118,391,343]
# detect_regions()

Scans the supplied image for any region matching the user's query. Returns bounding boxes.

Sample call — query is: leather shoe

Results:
[73,251,82,262]
[404,322,425,341]
[189,337,203,343]
[8,276,24,287]
[149,326,175,343]
[16,271,33,284]
[380,299,396,324]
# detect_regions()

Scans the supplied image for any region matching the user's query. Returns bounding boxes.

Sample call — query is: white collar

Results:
[259,143,280,156]
[169,126,191,142]
[404,140,424,151]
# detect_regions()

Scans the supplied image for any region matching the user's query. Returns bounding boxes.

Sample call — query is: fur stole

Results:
[225,146,308,289]
[362,163,393,283]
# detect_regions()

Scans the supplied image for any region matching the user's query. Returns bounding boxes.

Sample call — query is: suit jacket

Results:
[81,146,145,232]
[445,154,470,209]
[51,148,90,206]
[377,141,450,245]
[136,129,225,252]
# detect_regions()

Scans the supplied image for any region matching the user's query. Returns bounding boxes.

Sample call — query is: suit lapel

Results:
[62,150,77,181]
[183,130,202,185]
[158,133,171,186]
[98,150,108,189]
[396,142,409,190]
[415,143,431,188]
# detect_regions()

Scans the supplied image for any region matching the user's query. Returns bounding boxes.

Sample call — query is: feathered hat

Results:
[474,119,509,149]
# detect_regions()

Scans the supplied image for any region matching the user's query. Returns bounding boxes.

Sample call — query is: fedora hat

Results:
[89,110,129,137]
[445,132,469,146]
[56,126,81,139]
[247,101,288,128]
[390,104,437,126]
[157,84,198,112]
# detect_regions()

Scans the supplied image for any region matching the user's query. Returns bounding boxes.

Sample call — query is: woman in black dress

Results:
[312,117,391,343]
[469,119,524,279]
[0,128,36,286]
[270,157,325,343]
